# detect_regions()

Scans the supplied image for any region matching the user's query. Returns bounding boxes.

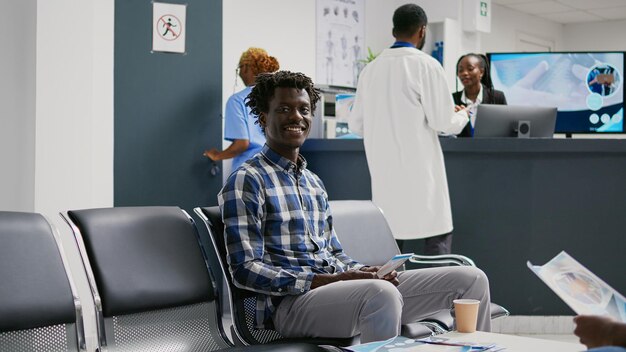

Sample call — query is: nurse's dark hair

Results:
[392,4,428,38]
[455,53,494,96]
[246,71,321,132]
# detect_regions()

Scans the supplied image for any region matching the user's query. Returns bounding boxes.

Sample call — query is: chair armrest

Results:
[409,254,476,267]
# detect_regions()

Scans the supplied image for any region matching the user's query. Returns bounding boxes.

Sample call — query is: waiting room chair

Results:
[0,211,86,352]
[195,207,363,347]
[194,206,434,346]
[329,200,510,333]
[62,206,325,352]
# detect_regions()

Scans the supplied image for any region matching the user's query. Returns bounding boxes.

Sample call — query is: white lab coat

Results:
[349,47,468,240]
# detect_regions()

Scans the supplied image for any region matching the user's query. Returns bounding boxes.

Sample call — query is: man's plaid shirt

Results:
[218,145,363,328]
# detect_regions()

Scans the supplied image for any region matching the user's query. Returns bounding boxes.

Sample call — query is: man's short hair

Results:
[393,3,428,38]
[246,71,321,132]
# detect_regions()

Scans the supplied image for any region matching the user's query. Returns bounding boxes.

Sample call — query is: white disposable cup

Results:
[453,299,480,333]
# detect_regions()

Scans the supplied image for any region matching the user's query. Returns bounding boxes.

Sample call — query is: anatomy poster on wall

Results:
[316,0,365,87]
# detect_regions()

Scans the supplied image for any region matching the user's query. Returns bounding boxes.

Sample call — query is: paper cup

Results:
[453,299,480,333]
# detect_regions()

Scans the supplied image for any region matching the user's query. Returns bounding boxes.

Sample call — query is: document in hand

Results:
[376,253,414,278]
[528,251,626,322]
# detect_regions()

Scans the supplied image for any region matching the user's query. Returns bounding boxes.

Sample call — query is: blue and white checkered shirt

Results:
[218,145,363,328]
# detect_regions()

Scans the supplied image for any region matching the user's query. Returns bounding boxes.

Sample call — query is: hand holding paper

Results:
[376,253,413,278]
[528,251,626,323]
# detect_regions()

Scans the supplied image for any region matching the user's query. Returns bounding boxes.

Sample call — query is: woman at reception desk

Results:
[453,53,507,137]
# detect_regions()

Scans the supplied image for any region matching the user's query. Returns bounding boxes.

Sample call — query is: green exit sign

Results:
[480,1,488,16]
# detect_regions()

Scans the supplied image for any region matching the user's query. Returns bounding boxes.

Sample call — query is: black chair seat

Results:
[0,211,85,351]
[400,322,436,339]
[490,303,510,319]
[418,309,454,331]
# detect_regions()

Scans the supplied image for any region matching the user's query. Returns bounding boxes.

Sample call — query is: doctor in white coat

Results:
[349,3,468,255]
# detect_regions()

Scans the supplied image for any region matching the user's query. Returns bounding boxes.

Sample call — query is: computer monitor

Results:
[487,52,625,135]
[473,105,557,138]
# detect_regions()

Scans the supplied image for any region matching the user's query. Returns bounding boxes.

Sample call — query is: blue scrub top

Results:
[224,86,265,170]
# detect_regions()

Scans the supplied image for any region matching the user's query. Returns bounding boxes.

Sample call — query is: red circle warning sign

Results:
[157,14,182,41]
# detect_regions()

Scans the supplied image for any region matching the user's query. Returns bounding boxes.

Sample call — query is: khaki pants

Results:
[273,266,491,343]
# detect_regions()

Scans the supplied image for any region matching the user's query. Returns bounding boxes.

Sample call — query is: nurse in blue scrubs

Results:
[204,48,279,171]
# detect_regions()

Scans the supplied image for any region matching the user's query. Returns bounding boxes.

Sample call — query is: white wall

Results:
[363,0,396,56]
[222,0,466,97]
[1,0,114,219]
[222,0,317,102]
[35,1,115,350]
[562,19,626,51]
[35,0,114,219]
[222,0,319,177]
[0,0,36,212]
[480,3,563,54]
[365,0,464,56]
[1,0,114,349]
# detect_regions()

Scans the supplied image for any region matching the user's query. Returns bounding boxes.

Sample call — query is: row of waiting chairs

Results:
[0,202,508,352]
[0,208,328,352]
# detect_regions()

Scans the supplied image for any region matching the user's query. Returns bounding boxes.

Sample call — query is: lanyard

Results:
[390,41,415,49]
[465,101,478,137]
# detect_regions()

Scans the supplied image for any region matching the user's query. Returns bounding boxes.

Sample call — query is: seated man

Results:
[218,70,492,343]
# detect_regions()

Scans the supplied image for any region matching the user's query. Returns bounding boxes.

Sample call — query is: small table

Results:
[348,332,584,351]
[440,331,584,352]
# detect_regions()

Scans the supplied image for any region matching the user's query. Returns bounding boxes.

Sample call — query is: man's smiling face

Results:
[259,87,312,162]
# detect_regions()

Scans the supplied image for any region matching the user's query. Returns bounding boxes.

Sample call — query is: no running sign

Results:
[152,2,186,54]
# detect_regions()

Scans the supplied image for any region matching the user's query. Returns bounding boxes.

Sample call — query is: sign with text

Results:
[152,2,186,54]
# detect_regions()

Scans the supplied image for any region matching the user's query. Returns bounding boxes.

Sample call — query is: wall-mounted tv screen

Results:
[487,52,624,134]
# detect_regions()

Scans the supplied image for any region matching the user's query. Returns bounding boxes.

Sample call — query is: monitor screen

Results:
[474,105,557,138]
[487,52,625,134]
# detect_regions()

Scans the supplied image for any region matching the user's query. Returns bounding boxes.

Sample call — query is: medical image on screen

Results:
[587,64,620,97]
[489,52,625,133]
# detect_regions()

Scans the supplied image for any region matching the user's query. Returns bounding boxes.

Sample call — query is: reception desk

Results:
[301,138,626,315]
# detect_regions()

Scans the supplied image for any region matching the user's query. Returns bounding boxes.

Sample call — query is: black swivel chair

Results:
[194,206,434,347]
[329,200,510,333]
[0,211,86,352]
[62,206,325,352]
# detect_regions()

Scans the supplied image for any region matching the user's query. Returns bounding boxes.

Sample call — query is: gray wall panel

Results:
[114,0,223,210]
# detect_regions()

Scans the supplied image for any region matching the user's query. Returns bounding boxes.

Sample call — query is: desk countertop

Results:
[301,137,626,153]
